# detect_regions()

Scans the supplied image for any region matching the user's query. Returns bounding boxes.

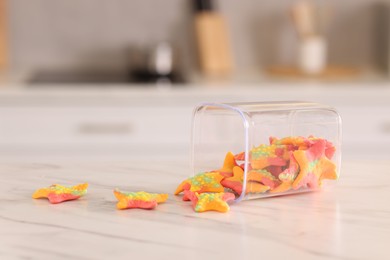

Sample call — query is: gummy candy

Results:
[32,183,88,204]
[176,136,338,210]
[221,166,270,195]
[270,151,300,193]
[113,190,168,210]
[217,152,237,177]
[250,144,289,169]
[184,190,235,213]
[247,169,279,189]
[174,171,224,200]
[292,139,337,189]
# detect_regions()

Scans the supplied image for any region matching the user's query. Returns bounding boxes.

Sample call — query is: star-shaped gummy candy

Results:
[271,152,300,193]
[247,169,279,189]
[292,139,337,190]
[32,183,88,204]
[270,136,336,160]
[216,152,238,177]
[220,166,244,194]
[113,190,168,210]
[184,190,235,213]
[221,166,270,195]
[174,171,224,200]
[249,144,289,170]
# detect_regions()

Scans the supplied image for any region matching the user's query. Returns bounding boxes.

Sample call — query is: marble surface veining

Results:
[0,160,390,260]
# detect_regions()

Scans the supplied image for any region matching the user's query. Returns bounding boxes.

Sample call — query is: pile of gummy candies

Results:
[32,136,337,213]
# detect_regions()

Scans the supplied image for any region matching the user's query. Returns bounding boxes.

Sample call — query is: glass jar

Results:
[191,101,341,202]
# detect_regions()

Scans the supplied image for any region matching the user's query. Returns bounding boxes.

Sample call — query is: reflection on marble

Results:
[1,160,390,259]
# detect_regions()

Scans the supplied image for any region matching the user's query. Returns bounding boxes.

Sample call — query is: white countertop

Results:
[1,159,390,259]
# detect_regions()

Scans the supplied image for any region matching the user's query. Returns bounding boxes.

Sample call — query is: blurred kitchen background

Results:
[2,0,390,82]
[0,0,389,162]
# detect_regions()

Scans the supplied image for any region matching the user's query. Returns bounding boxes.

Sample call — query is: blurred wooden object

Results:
[0,0,7,70]
[291,1,333,75]
[195,13,233,76]
[291,0,316,38]
[266,66,360,79]
[193,0,233,76]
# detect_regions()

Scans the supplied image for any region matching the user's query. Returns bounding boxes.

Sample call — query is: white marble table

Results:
[1,159,389,260]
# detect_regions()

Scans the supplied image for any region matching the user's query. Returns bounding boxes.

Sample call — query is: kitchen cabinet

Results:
[0,85,390,159]
[0,83,389,160]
